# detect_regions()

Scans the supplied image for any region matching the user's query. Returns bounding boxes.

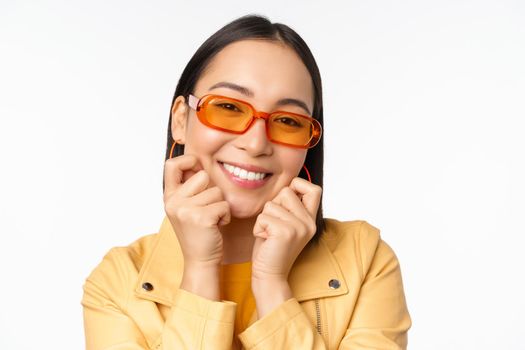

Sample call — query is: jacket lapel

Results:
[289,236,349,302]
[134,216,348,306]
[134,216,183,305]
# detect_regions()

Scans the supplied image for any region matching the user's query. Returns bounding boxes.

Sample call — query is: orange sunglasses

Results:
[187,94,322,149]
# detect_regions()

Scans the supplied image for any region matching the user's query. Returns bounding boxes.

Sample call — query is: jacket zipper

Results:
[314,299,322,335]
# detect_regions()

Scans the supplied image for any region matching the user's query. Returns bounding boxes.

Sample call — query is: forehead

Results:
[194,40,314,111]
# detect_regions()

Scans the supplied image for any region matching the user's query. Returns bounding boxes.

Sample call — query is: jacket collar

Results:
[134,216,348,305]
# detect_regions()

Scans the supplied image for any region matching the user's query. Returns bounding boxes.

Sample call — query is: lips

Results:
[223,164,266,181]
[218,161,273,188]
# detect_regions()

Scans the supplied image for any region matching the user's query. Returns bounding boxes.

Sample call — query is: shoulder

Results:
[320,218,400,278]
[82,232,159,306]
[87,232,159,281]
[321,218,381,253]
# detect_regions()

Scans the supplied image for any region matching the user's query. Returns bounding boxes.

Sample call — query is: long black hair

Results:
[163,14,325,242]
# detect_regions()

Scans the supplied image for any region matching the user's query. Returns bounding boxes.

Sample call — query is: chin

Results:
[224,194,264,219]
[230,207,258,219]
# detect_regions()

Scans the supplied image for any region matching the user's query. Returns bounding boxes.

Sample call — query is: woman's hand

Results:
[251,177,322,317]
[163,154,231,300]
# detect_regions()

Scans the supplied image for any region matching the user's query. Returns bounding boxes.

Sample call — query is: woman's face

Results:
[171,39,315,218]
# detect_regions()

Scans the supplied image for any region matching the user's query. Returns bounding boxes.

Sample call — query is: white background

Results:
[1,0,524,348]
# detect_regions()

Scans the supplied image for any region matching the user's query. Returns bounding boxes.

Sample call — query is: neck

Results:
[219,216,256,264]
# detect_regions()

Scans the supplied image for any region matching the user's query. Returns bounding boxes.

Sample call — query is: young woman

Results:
[82,15,411,350]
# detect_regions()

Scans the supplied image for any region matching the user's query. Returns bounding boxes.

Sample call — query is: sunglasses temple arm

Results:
[302,165,312,183]
[188,94,199,109]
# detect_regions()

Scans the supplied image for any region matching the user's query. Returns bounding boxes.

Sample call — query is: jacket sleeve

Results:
[238,297,327,349]
[237,239,411,349]
[81,248,236,350]
[340,239,411,349]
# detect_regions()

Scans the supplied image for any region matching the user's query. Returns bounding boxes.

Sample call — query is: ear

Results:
[170,95,189,144]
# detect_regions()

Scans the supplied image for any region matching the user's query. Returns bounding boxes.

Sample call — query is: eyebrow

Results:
[208,81,312,115]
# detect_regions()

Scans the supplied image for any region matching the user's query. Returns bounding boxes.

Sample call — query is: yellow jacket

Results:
[82,216,411,349]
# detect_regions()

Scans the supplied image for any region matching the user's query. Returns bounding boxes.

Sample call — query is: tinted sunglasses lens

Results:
[202,97,252,132]
[268,113,317,147]
[198,96,321,148]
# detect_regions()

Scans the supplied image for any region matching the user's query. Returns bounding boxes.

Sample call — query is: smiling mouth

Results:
[219,162,272,181]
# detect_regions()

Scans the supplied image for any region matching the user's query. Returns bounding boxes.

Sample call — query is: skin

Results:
[163,39,322,319]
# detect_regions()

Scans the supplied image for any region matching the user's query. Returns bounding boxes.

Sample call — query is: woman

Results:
[82,14,411,350]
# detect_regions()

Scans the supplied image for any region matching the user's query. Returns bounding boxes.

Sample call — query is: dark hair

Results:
[163,14,325,242]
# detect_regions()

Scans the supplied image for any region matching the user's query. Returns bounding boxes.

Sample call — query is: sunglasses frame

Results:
[187,94,322,149]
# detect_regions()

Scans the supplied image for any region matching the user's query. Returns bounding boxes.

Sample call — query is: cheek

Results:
[278,149,307,179]
[183,120,229,163]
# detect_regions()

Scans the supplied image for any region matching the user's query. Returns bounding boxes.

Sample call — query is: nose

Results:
[234,118,273,156]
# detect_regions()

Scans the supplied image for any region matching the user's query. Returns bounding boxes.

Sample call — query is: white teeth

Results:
[222,162,267,181]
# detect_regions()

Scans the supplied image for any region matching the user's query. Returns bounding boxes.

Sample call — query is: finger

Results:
[253,212,295,240]
[253,213,273,239]
[163,155,199,195]
[178,170,210,198]
[182,164,204,183]
[272,187,312,224]
[204,200,231,226]
[181,152,204,182]
[262,201,305,228]
[189,186,224,206]
[264,200,315,239]
[288,177,322,218]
